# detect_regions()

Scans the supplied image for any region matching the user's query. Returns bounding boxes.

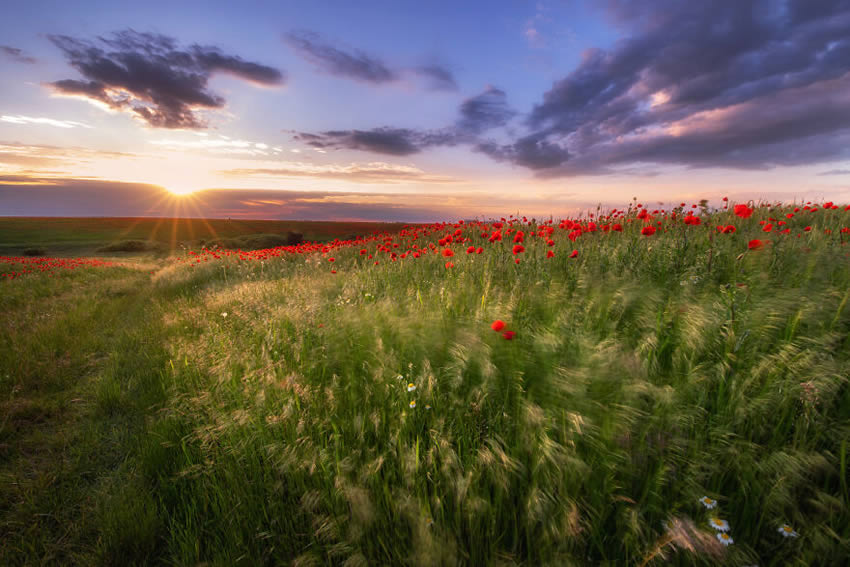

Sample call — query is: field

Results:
[0,217,410,257]
[1,201,849,565]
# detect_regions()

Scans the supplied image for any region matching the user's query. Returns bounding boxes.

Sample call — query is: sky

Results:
[1,0,850,221]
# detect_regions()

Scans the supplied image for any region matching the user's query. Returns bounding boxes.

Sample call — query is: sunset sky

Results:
[2,0,850,221]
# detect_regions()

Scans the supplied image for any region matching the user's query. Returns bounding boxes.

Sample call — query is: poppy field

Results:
[1,198,849,565]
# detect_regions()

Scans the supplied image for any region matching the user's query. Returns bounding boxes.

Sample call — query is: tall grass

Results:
[2,202,849,565]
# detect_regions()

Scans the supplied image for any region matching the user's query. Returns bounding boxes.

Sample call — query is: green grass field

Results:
[0,217,411,257]
[1,202,849,565]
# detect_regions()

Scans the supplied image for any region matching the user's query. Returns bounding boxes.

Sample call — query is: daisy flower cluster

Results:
[698,495,799,549]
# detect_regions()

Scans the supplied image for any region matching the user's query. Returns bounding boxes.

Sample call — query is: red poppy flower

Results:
[466,245,475,254]
[546,250,555,258]
[722,225,736,234]
[442,248,454,257]
[641,226,656,236]
[762,223,773,232]
[491,320,506,332]
[748,239,765,250]
[512,244,525,254]
[476,247,483,254]
[612,223,623,232]
[502,330,516,340]
[445,261,454,269]
[734,204,754,218]
[570,250,579,258]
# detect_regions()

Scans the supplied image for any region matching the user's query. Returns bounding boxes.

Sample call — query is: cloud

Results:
[284,30,459,91]
[475,134,570,170]
[0,141,131,169]
[46,29,284,129]
[284,30,397,83]
[456,86,516,134]
[289,85,516,156]
[411,64,459,91]
[292,128,428,156]
[1,114,92,129]
[509,0,850,174]
[0,45,37,64]
[219,161,457,184]
[818,168,850,176]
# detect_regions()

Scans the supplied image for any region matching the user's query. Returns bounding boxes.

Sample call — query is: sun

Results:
[164,183,199,196]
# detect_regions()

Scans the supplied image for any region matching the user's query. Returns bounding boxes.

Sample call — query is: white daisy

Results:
[778,524,798,538]
[699,496,717,509]
[716,532,733,546]
[407,383,416,392]
[409,400,416,409]
[709,518,730,532]
[221,312,228,318]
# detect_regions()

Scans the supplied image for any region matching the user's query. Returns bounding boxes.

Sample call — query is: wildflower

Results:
[409,400,416,409]
[722,225,736,233]
[425,404,431,410]
[221,312,228,318]
[709,518,730,532]
[570,249,579,258]
[491,320,506,332]
[641,226,656,236]
[445,261,454,269]
[699,496,717,509]
[512,244,525,254]
[748,239,765,250]
[734,204,754,218]
[396,374,404,380]
[407,383,416,392]
[778,524,798,538]
[716,532,733,546]
[328,257,335,262]
[442,248,454,257]
[502,330,516,340]
[547,250,555,258]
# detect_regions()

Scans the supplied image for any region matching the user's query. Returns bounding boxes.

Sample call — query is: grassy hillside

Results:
[0,217,412,257]
[1,201,849,565]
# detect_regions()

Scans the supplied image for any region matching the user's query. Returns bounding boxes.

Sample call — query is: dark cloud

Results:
[285,30,459,91]
[475,134,570,170]
[412,64,459,91]
[514,0,850,174]
[457,86,516,134]
[289,86,515,156]
[1,45,37,64]
[293,128,425,155]
[46,30,284,129]
[284,30,397,83]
